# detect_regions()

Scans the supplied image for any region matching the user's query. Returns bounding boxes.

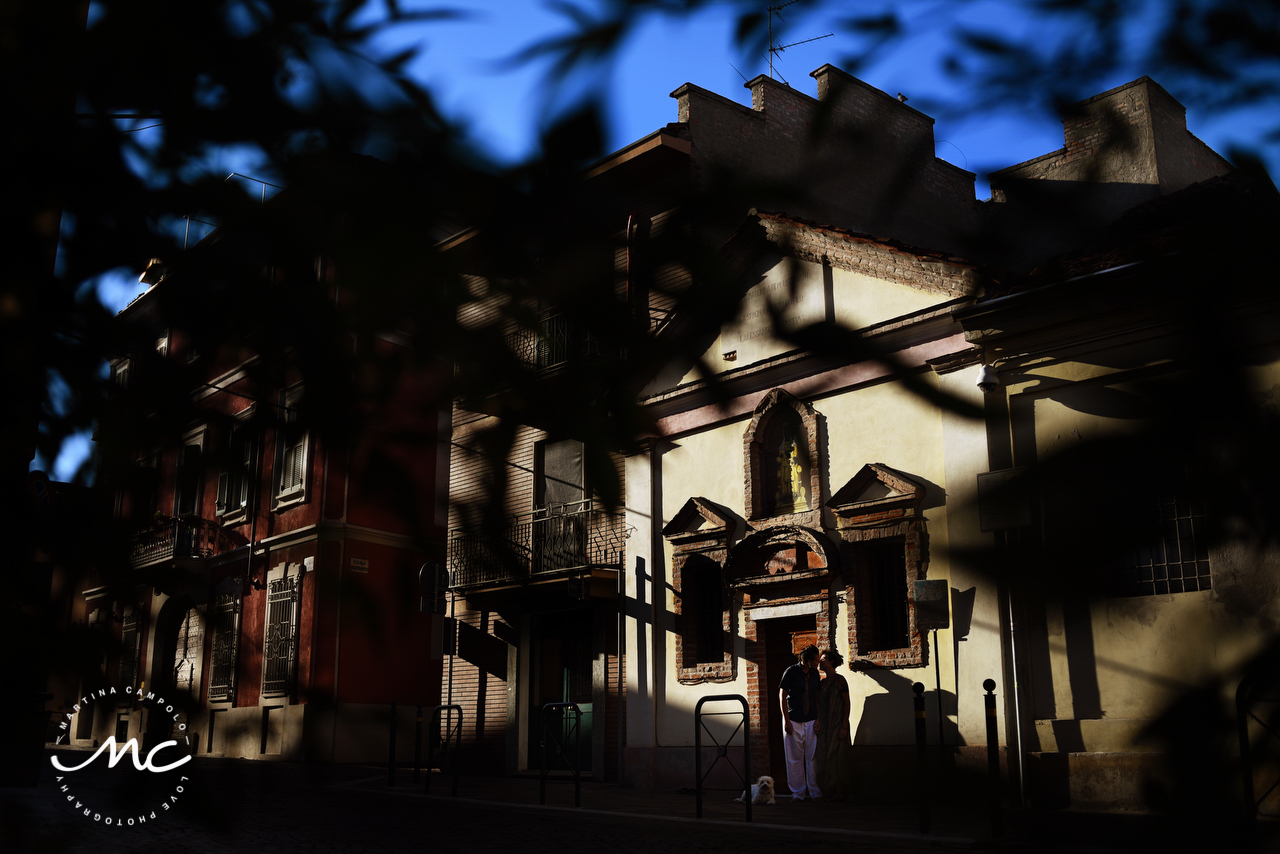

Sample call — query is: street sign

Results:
[419,562,448,614]
[913,580,950,630]
[977,467,1032,532]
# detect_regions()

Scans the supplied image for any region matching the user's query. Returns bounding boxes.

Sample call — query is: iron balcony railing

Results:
[130,516,234,567]
[505,310,621,372]
[448,499,629,590]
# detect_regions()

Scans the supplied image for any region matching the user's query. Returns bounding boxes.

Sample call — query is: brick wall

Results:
[756,212,979,296]
[440,606,512,775]
[671,65,979,257]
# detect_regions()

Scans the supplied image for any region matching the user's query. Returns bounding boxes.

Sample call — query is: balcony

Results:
[448,500,629,591]
[505,310,623,372]
[130,515,235,567]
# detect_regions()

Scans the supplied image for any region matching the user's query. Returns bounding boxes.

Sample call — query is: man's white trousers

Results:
[783,719,821,800]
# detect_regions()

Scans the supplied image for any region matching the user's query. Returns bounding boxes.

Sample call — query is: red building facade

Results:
[57,274,448,763]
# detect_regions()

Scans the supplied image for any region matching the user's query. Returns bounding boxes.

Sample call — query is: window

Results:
[174,431,205,554]
[208,586,240,703]
[113,359,131,391]
[118,605,140,692]
[854,540,910,652]
[534,439,588,573]
[686,554,724,664]
[1113,492,1211,596]
[535,438,585,510]
[663,498,736,684]
[262,564,302,698]
[173,608,201,696]
[130,453,160,525]
[830,463,928,668]
[274,386,308,507]
[217,409,256,521]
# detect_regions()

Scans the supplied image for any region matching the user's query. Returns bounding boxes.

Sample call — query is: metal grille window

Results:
[208,591,240,703]
[1114,493,1212,596]
[173,608,201,696]
[262,571,298,698]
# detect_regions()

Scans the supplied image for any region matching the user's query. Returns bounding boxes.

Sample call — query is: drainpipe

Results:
[625,212,636,308]
[617,550,626,784]
[446,589,455,709]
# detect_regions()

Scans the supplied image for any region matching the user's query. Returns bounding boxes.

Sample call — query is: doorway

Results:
[758,615,816,780]
[527,609,594,774]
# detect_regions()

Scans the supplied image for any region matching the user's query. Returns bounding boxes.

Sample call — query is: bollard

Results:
[984,679,1003,838]
[387,700,397,787]
[414,703,423,784]
[426,704,463,797]
[913,682,931,834]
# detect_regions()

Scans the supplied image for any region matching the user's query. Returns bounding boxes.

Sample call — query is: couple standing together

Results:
[778,644,857,802]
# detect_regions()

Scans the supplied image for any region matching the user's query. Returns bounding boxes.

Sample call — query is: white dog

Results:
[734,775,776,805]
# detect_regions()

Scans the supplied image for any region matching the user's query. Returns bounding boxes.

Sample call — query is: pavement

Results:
[2,750,1272,854]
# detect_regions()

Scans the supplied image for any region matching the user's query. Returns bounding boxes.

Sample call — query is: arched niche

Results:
[742,389,823,530]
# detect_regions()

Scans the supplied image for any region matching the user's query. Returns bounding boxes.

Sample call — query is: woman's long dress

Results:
[816,673,856,800]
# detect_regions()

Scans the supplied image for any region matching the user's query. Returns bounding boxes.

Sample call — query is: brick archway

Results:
[728,527,839,780]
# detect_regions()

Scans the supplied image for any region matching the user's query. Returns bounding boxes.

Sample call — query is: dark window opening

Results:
[688,555,724,664]
[217,425,255,517]
[536,439,586,510]
[857,539,909,652]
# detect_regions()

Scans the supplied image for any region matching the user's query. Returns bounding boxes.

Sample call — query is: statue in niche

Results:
[774,430,808,514]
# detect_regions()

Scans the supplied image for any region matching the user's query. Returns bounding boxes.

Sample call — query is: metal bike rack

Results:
[425,704,463,796]
[694,694,751,822]
[1238,674,1280,820]
[539,702,582,807]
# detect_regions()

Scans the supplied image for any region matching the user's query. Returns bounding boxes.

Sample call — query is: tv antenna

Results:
[767,1,833,81]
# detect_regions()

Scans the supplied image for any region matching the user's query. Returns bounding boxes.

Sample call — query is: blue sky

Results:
[405,1,1273,187]
[404,1,1069,183]
[38,0,1277,482]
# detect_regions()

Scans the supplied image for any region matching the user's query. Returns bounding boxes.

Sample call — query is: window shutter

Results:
[293,437,306,488]
[281,436,305,493]
[217,466,229,514]
[277,386,306,499]
[238,435,253,508]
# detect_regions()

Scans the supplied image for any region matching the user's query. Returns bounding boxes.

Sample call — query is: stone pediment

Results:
[827,463,925,526]
[662,497,736,545]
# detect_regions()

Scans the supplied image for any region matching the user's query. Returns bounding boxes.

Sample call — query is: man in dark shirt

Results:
[778,643,822,800]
